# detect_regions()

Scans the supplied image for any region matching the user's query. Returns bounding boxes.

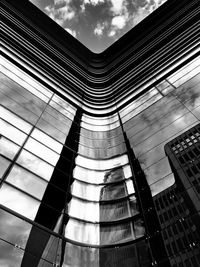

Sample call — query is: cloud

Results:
[44,0,75,26]
[83,0,105,6]
[65,28,77,37]
[108,29,116,37]
[94,22,107,36]
[109,0,125,15]
[111,15,126,29]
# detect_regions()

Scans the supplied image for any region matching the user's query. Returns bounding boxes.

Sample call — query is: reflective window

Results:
[0,136,20,159]
[31,128,63,154]
[6,165,48,200]
[0,239,24,267]
[0,183,40,220]
[0,208,31,249]
[73,165,131,184]
[76,154,128,170]
[65,219,99,245]
[50,98,75,120]
[0,156,10,178]
[68,198,99,222]
[0,105,32,133]
[0,119,27,145]
[24,138,60,166]
[100,222,134,245]
[17,150,54,181]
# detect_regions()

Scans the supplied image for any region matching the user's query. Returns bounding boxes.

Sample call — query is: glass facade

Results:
[1,0,200,266]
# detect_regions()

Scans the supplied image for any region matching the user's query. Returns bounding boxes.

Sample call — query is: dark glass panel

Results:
[0,238,24,267]
[64,242,99,267]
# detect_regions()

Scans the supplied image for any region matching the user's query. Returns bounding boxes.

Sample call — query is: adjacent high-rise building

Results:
[0,0,200,266]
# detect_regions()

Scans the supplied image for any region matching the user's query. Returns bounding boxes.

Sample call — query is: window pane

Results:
[24,138,60,166]
[73,165,131,184]
[6,165,48,200]
[0,184,40,220]
[0,105,32,133]
[17,150,54,181]
[76,154,128,170]
[0,136,20,159]
[31,128,63,154]
[0,119,27,145]
[68,198,99,222]
[0,208,32,249]
[0,239,24,267]
[0,156,10,178]
[65,219,99,245]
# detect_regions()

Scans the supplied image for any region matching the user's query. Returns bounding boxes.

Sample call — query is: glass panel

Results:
[134,218,146,238]
[31,128,63,154]
[81,120,120,131]
[76,154,128,170]
[144,157,172,186]
[0,65,52,101]
[73,165,131,184]
[71,180,102,201]
[49,99,75,120]
[100,183,128,201]
[36,117,68,144]
[24,138,60,166]
[6,165,48,200]
[0,91,40,125]
[0,119,27,145]
[51,94,76,116]
[82,114,118,125]
[68,197,99,222]
[0,183,40,220]
[100,222,135,245]
[0,208,31,249]
[64,242,99,267]
[0,239,24,267]
[0,136,20,159]
[17,150,54,181]
[0,156,10,179]
[100,200,135,222]
[65,218,100,245]
[0,105,32,133]
[150,173,175,196]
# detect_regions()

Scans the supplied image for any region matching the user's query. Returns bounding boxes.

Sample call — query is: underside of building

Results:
[0,0,200,266]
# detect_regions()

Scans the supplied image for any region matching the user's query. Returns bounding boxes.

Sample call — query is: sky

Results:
[30,0,167,53]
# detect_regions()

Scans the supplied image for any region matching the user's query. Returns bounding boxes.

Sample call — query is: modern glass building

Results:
[0,0,200,266]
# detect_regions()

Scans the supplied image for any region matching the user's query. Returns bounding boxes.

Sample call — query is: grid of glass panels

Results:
[0,65,76,224]
[65,114,145,246]
[0,54,199,266]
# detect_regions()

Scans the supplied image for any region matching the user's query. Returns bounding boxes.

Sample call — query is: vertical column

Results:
[21,108,82,267]
[119,114,170,266]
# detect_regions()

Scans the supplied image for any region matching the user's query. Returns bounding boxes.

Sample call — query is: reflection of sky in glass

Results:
[7,164,48,200]
[73,164,132,184]
[76,154,128,170]
[0,184,40,220]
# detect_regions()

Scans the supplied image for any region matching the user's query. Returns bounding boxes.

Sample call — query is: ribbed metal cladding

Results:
[1,0,199,111]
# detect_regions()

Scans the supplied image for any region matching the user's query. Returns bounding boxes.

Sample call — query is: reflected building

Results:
[0,0,200,266]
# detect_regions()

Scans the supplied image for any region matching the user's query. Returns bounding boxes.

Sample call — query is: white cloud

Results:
[54,0,71,5]
[44,1,75,26]
[108,30,116,37]
[94,22,106,36]
[65,28,77,38]
[110,0,125,15]
[111,15,126,29]
[83,0,105,6]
